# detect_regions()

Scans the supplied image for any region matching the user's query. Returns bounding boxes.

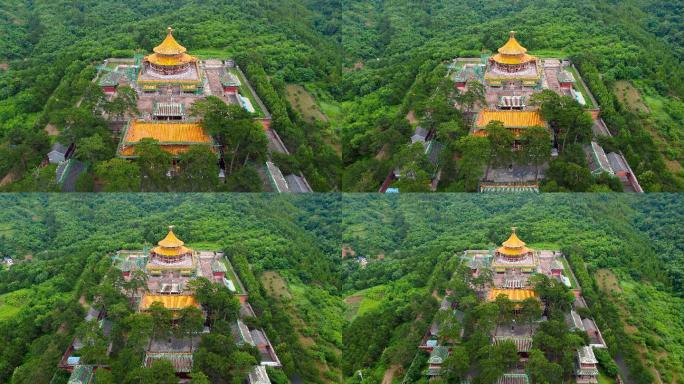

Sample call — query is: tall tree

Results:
[192,97,268,175]
[77,133,113,164]
[177,145,219,191]
[95,158,141,192]
[485,121,514,177]
[105,86,139,121]
[456,135,491,191]
[135,139,171,191]
[456,81,486,126]
[443,346,470,382]
[520,126,552,180]
[148,302,174,339]
[526,349,563,384]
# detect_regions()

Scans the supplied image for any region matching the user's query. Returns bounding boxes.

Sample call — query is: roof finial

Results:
[169,225,175,232]
[511,226,517,234]
[167,26,174,35]
[509,31,516,39]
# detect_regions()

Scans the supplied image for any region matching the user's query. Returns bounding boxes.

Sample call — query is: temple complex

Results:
[94,27,311,192]
[484,31,542,88]
[415,227,611,382]
[444,30,612,191]
[107,226,280,378]
[137,27,204,93]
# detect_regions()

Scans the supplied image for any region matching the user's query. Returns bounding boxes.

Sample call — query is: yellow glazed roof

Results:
[476,110,546,129]
[152,245,191,257]
[151,226,193,256]
[154,27,187,55]
[146,52,196,67]
[498,31,528,55]
[491,31,536,65]
[124,121,213,144]
[139,294,200,311]
[146,27,197,67]
[497,228,531,256]
[158,227,184,247]
[487,289,538,302]
[502,229,526,248]
[491,52,536,65]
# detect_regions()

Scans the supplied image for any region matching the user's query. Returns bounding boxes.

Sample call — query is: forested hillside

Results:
[1,194,683,383]
[340,194,684,383]
[337,0,684,192]
[0,0,342,191]
[0,194,343,383]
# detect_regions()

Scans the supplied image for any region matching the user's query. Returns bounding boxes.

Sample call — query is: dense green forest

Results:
[337,0,684,192]
[0,0,342,191]
[340,194,684,383]
[1,194,682,383]
[0,194,343,383]
[1,0,682,191]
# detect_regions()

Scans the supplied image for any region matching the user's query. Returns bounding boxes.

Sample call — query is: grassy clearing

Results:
[285,84,328,123]
[344,285,386,321]
[294,83,343,155]
[227,68,265,117]
[566,65,596,109]
[613,81,684,179]
[261,271,344,383]
[614,81,650,114]
[220,258,245,295]
[528,242,560,250]
[262,270,292,300]
[596,269,684,383]
[0,288,30,321]
[598,371,616,384]
[187,242,221,250]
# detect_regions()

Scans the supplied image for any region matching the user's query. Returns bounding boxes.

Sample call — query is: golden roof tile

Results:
[154,27,187,55]
[475,110,546,129]
[487,289,538,302]
[124,120,213,145]
[139,294,200,311]
[498,31,528,55]
[158,227,184,247]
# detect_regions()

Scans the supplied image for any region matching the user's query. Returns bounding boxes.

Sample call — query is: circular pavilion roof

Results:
[491,31,537,65]
[153,226,192,257]
[496,228,531,257]
[153,27,188,56]
[498,31,528,55]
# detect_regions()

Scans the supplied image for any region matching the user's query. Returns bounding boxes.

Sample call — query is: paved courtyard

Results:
[484,163,547,183]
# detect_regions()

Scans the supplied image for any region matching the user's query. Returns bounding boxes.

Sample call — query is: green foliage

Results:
[340,194,684,382]
[95,158,141,192]
[0,0,342,191]
[337,0,684,191]
[0,194,344,383]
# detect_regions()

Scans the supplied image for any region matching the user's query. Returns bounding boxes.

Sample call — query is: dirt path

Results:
[382,364,402,384]
[0,171,17,187]
[406,110,418,125]
[44,123,59,136]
